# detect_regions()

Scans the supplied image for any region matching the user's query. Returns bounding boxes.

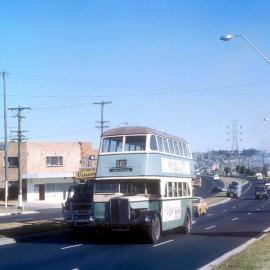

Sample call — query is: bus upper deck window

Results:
[163,138,169,153]
[182,143,188,157]
[102,137,123,152]
[157,136,164,152]
[173,141,180,155]
[124,136,146,151]
[177,142,184,156]
[150,135,158,151]
[168,140,175,154]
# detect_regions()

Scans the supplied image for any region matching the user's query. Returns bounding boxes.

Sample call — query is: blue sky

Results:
[1,0,270,151]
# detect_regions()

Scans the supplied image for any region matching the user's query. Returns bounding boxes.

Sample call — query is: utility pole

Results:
[8,106,31,209]
[1,71,9,208]
[93,101,111,136]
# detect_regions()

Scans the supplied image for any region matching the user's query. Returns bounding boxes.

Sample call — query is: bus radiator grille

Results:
[110,198,130,227]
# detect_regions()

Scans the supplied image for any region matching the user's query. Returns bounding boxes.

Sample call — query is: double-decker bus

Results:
[91,126,195,243]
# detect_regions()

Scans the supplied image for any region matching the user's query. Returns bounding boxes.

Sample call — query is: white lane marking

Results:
[61,244,83,250]
[207,213,213,216]
[223,209,227,212]
[232,206,236,209]
[241,181,252,196]
[205,225,216,230]
[256,208,260,211]
[153,239,174,247]
[71,268,80,270]
[232,217,239,221]
[247,212,252,215]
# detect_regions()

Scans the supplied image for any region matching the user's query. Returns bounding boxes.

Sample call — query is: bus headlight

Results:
[144,216,151,223]
[89,216,95,222]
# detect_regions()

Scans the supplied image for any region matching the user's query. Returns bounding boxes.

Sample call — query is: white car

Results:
[213,174,219,180]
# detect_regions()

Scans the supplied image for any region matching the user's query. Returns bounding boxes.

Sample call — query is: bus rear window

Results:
[124,136,146,151]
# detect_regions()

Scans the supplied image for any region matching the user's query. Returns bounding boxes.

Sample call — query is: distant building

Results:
[0,141,97,202]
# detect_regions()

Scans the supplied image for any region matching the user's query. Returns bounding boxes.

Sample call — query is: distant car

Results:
[213,174,219,180]
[192,197,208,217]
[211,186,223,193]
[255,186,268,200]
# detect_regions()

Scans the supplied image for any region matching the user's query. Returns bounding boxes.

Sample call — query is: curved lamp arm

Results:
[220,34,270,65]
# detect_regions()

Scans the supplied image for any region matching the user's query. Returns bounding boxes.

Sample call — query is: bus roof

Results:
[102,126,188,143]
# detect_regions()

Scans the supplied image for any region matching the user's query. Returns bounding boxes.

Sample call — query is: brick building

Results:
[0,141,97,202]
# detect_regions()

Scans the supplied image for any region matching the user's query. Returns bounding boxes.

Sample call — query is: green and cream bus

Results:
[89,126,195,243]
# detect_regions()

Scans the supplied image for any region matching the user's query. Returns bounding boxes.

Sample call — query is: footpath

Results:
[0,200,64,245]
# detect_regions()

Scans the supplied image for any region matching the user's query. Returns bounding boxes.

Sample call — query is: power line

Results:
[2,80,270,99]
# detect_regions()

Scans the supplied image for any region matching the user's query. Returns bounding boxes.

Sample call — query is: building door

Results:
[39,184,45,200]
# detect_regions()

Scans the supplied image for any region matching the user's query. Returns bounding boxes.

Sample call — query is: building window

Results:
[46,156,63,167]
[4,157,19,168]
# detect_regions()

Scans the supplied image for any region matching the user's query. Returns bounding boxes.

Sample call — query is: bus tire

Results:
[146,213,161,244]
[183,211,191,234]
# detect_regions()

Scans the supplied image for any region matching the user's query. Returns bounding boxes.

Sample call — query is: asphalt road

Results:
[0,178,270,270]
[194,175,224,198]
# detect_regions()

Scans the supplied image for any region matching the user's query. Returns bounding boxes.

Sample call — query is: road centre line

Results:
[223,209,227,212]
[61,244,83,250]
[153,239,174,247]
[207,213,213,216]
[247,212,252,215]
[232,217,239,221]
[205,225,216,230]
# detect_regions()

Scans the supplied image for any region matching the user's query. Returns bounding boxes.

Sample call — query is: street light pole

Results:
[220,34,270,65]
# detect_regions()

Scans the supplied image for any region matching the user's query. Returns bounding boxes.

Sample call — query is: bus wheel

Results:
[184,211,191,234]
[147,213,161,244]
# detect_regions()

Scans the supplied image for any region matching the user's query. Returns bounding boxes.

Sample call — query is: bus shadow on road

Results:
[16,229,156,245]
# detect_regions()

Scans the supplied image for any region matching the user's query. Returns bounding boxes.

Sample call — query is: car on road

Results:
[213,174,219,180]
[265,183,270,195]
[255,185,268,200]
[192,197,208,217]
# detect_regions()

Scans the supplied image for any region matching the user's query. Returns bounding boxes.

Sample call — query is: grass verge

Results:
[213,232,270,270]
